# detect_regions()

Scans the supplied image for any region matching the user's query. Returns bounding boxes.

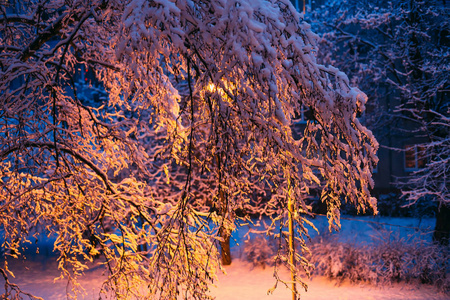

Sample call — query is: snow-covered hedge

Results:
[243,229,450,292]
[310,230,450,292]
[242,235,278,269]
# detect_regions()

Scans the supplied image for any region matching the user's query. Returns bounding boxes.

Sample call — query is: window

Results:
[404,145,426,171]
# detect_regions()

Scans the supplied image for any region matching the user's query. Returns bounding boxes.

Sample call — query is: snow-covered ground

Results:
[212,259,448,300]
[2,216,448,300]
[3,256,447,300]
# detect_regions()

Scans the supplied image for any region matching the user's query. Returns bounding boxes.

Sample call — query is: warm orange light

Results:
[205,81,236,103]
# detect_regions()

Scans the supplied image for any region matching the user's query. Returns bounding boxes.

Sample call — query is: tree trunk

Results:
[217,153,231,265]
[433,204,450,245]
[287,177,297,300]
[220,228,232,265]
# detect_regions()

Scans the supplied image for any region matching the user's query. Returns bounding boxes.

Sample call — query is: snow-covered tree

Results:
[309,0,449,244]
[0,0,377,298]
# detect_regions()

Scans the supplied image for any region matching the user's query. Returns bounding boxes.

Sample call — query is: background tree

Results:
[309,0,449,244]
[0,0,377,299]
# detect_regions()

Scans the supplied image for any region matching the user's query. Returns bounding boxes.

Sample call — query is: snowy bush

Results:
[242,236,277,269]
[308,229,450,292]
[309,235,376,283]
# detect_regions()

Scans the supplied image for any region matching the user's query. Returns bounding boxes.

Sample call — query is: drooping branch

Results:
[0,141,115,194]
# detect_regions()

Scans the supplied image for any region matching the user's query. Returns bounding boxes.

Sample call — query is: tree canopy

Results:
[0,0,378,298]
[308,0,449,243]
